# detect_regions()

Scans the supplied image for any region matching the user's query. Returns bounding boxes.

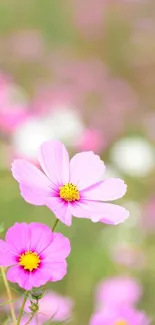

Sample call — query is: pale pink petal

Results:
[69,201,129,224]
[38,140,70,185]
[0,240,16,266]
[6,222,31,254]
[7,266,33,290]
[82,178,127,201]
[46,197,72,226]
[42,233,71,261]
[11,160,52,205]
[29,223,53,253]
[70,151,105,190]
[19,184,50,205]
[69,202,92,219]
[92,203,130,225]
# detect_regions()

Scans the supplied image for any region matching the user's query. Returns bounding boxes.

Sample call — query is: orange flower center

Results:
[19,251,40,271]
[59,183,80,202]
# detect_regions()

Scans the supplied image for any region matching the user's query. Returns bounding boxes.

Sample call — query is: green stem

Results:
[0,266,16,325]
[52,219,59,232]
[16,291,29,325]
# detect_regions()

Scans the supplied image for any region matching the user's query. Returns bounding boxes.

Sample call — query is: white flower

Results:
[110,137,155,177]
[12,107,85,159]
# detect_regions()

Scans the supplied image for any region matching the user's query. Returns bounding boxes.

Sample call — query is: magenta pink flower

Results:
[95,276,142,310]
[11,140,129,226]
[0,222,71,290]
[25,291,74,323]
[90,306,150,325]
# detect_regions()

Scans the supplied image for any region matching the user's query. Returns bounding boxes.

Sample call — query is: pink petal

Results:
[30,264,55,288]
[69,202,92,219]
[48,261,67,282]
[69,201,129,224]
[42,233,71,261]
[46,197,72,226]
[6,222,30,254]
[38,140,70,185]
[0,240,16,266]
[7,266,33,290]
[92,203,130,225]
[82,178,127,201]
[29,223,53,253]
[12,159,52,205]
[70,151,105,190]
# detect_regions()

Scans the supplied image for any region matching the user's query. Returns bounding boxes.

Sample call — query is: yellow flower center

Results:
[19,251,40,271]
[115,320,128,325]
[59,183,80,202]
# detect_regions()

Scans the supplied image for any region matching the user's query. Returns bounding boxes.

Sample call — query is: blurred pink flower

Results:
[0,222,71,290]
[0,75,29,133]
[77,129,106,153]
[8,29,45,62]
[95,276,142,310]
[25,291,74,323]
[70,0,107,38]
[112,243,146,269]
[32,83,78,115]
[12,140,129,226]
[90,306,150,325]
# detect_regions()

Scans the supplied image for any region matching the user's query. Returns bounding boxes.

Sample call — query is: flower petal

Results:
[11,159,52,205]
[7,266,33,290]
[6,222,30,254]
[46,198,72,226]
[70,151,105,190]
[38,140,70,185]
[91,203,130,225]
[0,240,16,266]
[69,201,129,224]
[31,264,55,288]
[29,223,53,254]
[49,261,67,282]
[42,233,71,261]
[82,178,127,201]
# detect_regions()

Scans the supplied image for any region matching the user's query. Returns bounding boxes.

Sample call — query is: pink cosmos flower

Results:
[11,140,129,226]
[90,306,150,325]
[95,276,142,310]
[0,222,71,290]
[25,291,74,323]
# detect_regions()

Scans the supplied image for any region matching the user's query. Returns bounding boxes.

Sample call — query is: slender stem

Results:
[16,291,29,325]
[52,219,59,232]
[24,313,35,325]
[0,266,16,324]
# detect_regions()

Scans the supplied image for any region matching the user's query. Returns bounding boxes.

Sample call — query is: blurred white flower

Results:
[12,107,85,159]
[110,137,155,177]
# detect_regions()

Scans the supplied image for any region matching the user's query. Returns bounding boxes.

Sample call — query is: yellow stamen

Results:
[59,183,80,202]
[19,251,40,271]
[115,320,128,325]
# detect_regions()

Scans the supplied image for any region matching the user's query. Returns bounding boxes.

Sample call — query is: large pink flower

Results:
[0,222,71,290]
[11,140,129,226]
